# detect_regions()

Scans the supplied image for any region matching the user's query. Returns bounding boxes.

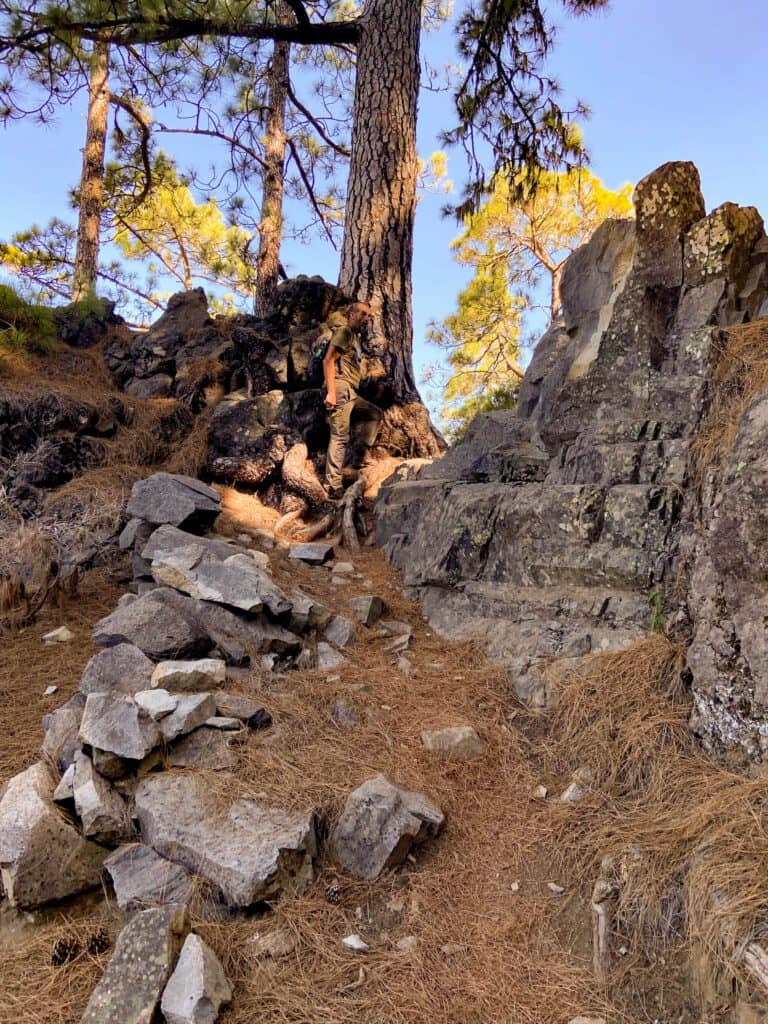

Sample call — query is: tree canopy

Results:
[428,165,633,436]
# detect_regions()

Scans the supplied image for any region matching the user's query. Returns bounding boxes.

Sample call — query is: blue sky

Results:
[1,0,766,396]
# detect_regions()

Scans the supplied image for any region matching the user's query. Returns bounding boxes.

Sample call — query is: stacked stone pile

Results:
[0,470,446,1023]
[375,161,768,763]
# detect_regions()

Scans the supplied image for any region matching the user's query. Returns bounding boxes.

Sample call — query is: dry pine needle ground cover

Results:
[3,530,768,1023]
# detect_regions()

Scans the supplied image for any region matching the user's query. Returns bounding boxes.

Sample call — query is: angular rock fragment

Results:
[42,625,74,643]
[347,595,386,627]
[288,542,333,565]
[204,716,242,731]
[151,658,226,693]
[134,689,178,719]
[0,763,106,908]
[104,844,194,911]
[41,692,86,772]
[79,693,161,761]
[330,775,444,880]
[160,933,233,1024]
[420,726,485,760]
[160,693,218,742]
[214,694,272,729]
[73,752,132,845]
[324,615,357,648]
[135,774,316,907]
[378,620,412,638]
[167,728,239,770]
[79,644,154,697]
[126,472,220,528]
[93,592,211,660]
[53,762,76,805]
[80,906,189,1024]
[287,589,333,633]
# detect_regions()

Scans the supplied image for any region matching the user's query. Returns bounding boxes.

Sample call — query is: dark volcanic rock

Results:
[375,160,768,753]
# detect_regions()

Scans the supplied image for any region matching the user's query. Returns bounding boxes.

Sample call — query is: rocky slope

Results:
[376,161,768,764]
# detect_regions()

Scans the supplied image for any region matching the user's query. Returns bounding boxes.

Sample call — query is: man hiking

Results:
[322,301,382,500]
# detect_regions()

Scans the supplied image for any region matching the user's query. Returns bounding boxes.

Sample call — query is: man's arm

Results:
[323,344,338,408]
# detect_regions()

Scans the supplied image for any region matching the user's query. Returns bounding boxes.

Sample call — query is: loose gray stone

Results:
[79,693,161,761]
[420,726,485,760]
[0,763,106,908]
[80,906,189,1024]
[324,615,357,648]
[288,542,333,565]
[152,550,289,616]
[134,689,178,719]
[73,752,132,846]
[167,728,239,771]
[331,699,358,727]
[93,593,211,661]
[287,589,333,633]
[135,774,316,907]
[331,561,354,575]
[42,625,74,643]
[204,716,242,731]
[377,620,412,638]
[80,644,155,697]
[161,933,233,1024]
[104,844,194,912]
[43,685,58,697]
[151,658,226,693]
[314,642,346,671]
[126,472,220,528]
[118,517,144,550]
[249,928,297,958]
[330,775,444,881]
[160,693,218,742]
[347,595,386,627]
[214,694,272,729]
[41,693,86,772]
[53,763,76,805]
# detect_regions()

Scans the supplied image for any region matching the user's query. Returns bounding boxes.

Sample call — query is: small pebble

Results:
[510,881,520,893]
[43,685,58,697]
[547,882,565,895]
[342,934,370,952]
[394,936,418,952]
[440,942,468,956]
[532,785,548,800]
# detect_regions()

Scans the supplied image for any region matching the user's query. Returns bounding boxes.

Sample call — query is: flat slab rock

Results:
[167,727,239,771]
[288,542,334,565]
[152,549,291,617]
[92,592,211,661]
[104,844,194,912]
[0,763,106,909]
[126,472,220,527]
[330,775,444,881]
[161,933,232,1024]
[134,773,317,907]
[80,906,189,1024]
[420,726,485,760]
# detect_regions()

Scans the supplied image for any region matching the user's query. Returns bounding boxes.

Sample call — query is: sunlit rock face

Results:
[376,160,768,763]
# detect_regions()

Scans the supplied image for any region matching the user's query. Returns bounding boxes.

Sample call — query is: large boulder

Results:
[134,774,316,907]
[0,763,106,908]
[79,644,155,696]
[375,161,768,718]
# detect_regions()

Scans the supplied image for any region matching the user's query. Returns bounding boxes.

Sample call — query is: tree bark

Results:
[339,0,420,403]
[72,37,110,301]
[254,0,291,316]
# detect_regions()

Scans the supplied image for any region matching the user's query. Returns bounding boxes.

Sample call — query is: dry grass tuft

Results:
[522,636,768,1000]
[690,320,768,486]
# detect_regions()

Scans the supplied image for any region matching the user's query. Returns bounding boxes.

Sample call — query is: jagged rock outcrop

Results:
[376,161,768,762]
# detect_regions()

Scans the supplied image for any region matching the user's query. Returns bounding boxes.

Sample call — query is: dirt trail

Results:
[0,532,709,1023]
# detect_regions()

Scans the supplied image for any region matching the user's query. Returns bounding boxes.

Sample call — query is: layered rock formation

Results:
[376,161,768,763]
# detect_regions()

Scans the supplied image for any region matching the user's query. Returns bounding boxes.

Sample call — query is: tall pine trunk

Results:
[254,1,290,316]
[339,0,420,404]
[72,37,110,301]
